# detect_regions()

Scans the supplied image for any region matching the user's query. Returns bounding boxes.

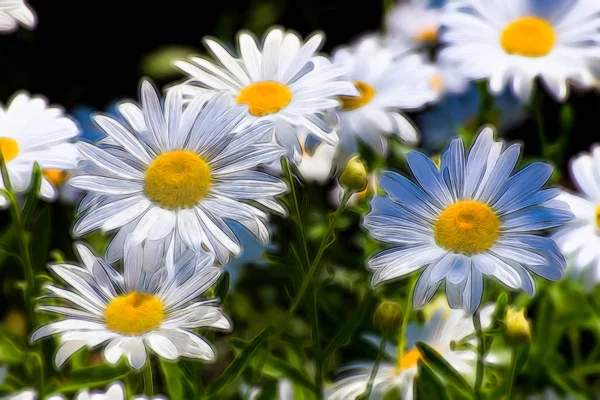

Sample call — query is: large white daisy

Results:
[173,27,358,162]
[32,243,231,370]
[0,0,35,33]
[363,128,573,313]
[332,35,439,155]
[327,303,494,399]
[70,81,286,265]
[385,0,447,47]
[552,146,600,288]
[0,93,80,207]
[439,0,600,102]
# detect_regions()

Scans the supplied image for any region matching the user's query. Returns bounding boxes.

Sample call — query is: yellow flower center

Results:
[236,81,292,117]
[0,137,19,162]
[394,348,424,374]
[595,206,600,228]
[104,292,165,336]
[429,75,444,92]
[144,150,212,210]
[43,169,69,188]
[338,80,376,111]
[434,200,501,255]
[500,16,556,58]
[416,26,439,42]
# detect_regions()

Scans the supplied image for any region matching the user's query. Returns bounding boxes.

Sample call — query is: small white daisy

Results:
[0,92,80,207]
[327,303,494,400]
[173,27,358,162]
[0,390,37,400]
[385,0,446,47]
[331,35,438,155]
[297,137,337,184]
[0,0,35,33]
[32,243,231,370]
[70,81,286,265]
[440,0,600,102]
[552,146,600,288]
[364,128,573,313]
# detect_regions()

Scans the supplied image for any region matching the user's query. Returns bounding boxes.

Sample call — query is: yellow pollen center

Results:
[338,80,376,111]
[144,150,212,210]
[236,81,292,116]
[394,348,424,374]
[104,292,164,336]
[43,169,69,188]
[434,200,501,255]
[429,75,444,92]
[500,16,556,57]
[416,26,439,42]
[595,206,600,228]
[0,137,19,162]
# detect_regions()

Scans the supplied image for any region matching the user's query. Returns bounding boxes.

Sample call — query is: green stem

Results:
[531,86,549,160]
[507,345,519,400]
[396,277,417,359]
[360,335,388,399]
[473,309,485,400]
[283,159,311,273]
[143,360,154,395]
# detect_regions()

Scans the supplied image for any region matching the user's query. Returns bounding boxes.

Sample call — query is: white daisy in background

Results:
[32,243,231,370]
[0,93,80,207]
[552,147,600,288]
[385,0,447,48]
[244,380,293,400]
[327,303,494,399]
[70,81,286,265]
[0,390,36,400]
[297,136,337,184]
[364,128,573,313]
[0,0,35,33]
[331,35,438,155]
[439,0,600,102]
[173,27,358,162]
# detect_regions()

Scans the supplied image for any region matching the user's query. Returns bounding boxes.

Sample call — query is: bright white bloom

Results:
[174,27,358,162]
[327,303,494,399]
[364,129,572,313]
[332,36,438,155]
[385,0,445,47]
[65,382,164,400]
[32,243,231,370]
[0,0,35,33]
[552,147,600,288]
[440,0,600,102]
[1,390,36,400]
[297,137,337,184]
[0,93,80,207]
[245,380,293,400]
[71,81,286,265]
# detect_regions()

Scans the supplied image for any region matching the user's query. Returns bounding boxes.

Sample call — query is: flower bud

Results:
[504,307,531,344]
[340,156,368,193]
[374,300,404,332]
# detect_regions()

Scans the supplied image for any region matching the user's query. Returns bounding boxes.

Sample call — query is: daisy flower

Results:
[385,0,447,47]
[0,93,80,207]
[1,390,36,400]
[70,81,286,265]
[363,128,572,313]
[331,35,438,155]
[173,27,358,162]
[32,243,231,370]
[297,136,337,184]
[552,147,600,288]
[0,0,35,33]
[439,0,600,102]
[327,303,494,399]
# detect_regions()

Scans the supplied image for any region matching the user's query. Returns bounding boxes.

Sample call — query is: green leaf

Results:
[215,270,231,303]
[47,361,132,393]
[416,341,473,397]
[22,163,42,228]
[159,359,197,399]
[0,151,13,193]
[0,330,35,365]
[415,360,448,400]
[264,356,318,395]
[204,328,271,398]
[31,206,51,272]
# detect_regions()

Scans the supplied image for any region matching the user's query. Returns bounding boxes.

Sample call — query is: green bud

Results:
[340,156,368,192]
[374,300,404,332]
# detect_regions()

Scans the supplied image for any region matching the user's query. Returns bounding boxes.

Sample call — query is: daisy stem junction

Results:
[473,309,486,400]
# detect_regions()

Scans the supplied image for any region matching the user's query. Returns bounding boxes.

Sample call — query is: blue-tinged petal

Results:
[463,128,494,198]
[495,188,560,215]
[369,245,444,285]
[379,171,439,219]
[502,203,574,232]
[446,268,482,314]
[407,151,453,206]
[413,265,442,308]
[503,234,566,280]
[484,254,522,289]
[429,252,460,283]
[363,215,431,245]
[369,196,432,229]
[440,138,465,202]
[478,144,520,203]
[447,255,470,284]
[493,162,553,212]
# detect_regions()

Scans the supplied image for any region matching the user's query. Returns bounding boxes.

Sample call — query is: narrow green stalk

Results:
[531,87,550,160]
[396,277,417,358]
[144,360,154,395]
[360,335,388,399]
[283,159,311,272]
[507,345,519,400]
[473,309,485,400]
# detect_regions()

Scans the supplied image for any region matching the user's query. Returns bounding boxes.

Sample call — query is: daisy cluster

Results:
[2,0,600,399]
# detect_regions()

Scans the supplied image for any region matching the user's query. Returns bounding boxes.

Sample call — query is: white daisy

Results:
[331,35,438,155]
[0,0,35,33]
[297,137,337,184]
[70,81,286,265]
[363,128,573,313]
[439,0,600,102]
[0,390,36,400]
[65,382,164,400]
[0,92,80,207]
[385,0,446,47]
[32,243,231,370]
[327,303,494,400]
[173,27,358,162]
[552,146,600,288]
